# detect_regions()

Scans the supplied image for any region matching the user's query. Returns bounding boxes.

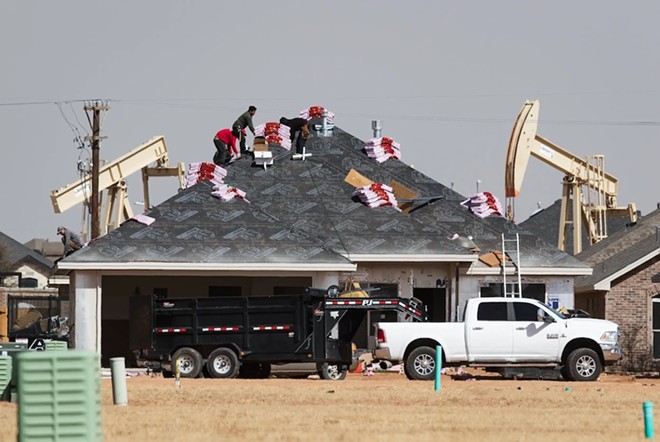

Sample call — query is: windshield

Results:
[544,304,566,320]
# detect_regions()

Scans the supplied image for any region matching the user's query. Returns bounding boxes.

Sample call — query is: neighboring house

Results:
[574,206,660,372]
[0,231,54,288]
[24,238,66,263]
[519,199,636,256]
[55,125,590,366]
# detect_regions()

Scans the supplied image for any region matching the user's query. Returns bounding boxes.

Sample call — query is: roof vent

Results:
[372,120,382,138]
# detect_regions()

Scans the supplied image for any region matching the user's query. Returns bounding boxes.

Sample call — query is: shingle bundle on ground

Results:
[460,192,504,218]
[353,183,401,212]
[365,137,401,163]
[255,123,292,150]
[184,162,227,188]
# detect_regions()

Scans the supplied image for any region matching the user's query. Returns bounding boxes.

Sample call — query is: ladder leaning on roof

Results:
[502,233,523,297]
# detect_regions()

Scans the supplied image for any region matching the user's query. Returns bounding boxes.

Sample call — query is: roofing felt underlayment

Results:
[59,127,588,271]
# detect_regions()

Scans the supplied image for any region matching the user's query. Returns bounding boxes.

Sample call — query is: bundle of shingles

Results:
[300,105,335,124]
[185,162,249,203]
[184,162,227,188]
[255,122,292,150]
[353,183,402,212]
[460,191,504,218]
[365,137,401,163]
[211,184,251,204]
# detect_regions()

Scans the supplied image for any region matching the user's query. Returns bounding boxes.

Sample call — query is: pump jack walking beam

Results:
[51,136,185,238]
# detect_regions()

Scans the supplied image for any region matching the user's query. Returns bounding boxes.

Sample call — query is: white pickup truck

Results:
[373,297,621,382]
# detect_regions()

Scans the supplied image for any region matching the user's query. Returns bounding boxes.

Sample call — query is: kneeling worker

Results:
[57,226,84,258]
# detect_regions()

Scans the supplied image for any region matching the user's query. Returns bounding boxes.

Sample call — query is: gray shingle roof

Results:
[0,231,54,271]
[575,208,660,290]
[58,127,588,272]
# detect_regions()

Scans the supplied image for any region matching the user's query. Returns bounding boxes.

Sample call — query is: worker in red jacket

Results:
[213,129,240,165]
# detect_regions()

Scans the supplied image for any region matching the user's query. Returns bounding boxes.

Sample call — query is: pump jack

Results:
[505,100,637,254]
[50,136,185,241]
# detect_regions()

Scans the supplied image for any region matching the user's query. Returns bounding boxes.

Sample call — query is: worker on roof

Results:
[213,128,240,166]
[56,226,83,258]
[279,117,309,155]
[232,105,257,156]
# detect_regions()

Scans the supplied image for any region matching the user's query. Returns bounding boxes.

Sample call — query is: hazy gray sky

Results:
[2,1,658,243]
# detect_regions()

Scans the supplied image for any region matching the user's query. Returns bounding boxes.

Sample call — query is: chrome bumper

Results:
[600,343,622,364]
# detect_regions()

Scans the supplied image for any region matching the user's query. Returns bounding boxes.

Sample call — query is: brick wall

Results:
[605,255,660,372]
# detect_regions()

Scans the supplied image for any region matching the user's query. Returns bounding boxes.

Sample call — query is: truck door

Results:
[511,301,561,361]
[466,301,512,362]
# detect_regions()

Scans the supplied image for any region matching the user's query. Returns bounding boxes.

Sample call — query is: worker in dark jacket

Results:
[279,117,309,154]
[232,105,257,155]
[213,128,240,165]
[57,226,84,258]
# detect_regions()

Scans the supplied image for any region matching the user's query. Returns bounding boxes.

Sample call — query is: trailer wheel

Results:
[207,348,240,379]
[317,363,347,381]
[171,347,203,378]
[563,348,602,382]
[405,346,436,381]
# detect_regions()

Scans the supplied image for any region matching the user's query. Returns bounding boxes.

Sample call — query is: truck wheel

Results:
[564,348,602,382]
[207,348,240,379]
[405,346,436,381]
[317,363,347,381]
[171,347,203,378]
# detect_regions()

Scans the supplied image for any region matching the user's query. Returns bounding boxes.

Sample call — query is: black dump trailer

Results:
[129,288,425,380]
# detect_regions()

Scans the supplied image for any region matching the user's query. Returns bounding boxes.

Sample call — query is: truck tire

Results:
[207,348,240,379]
[258,363,271,379]
[564,348,602,382]
[405,346,436,381]
[171,347,203,378]
[317,363,348,381]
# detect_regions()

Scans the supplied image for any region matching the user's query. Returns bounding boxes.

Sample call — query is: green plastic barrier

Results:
[16,350,102,442]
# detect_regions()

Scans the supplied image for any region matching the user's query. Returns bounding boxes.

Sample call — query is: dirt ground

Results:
[0,370,658,441]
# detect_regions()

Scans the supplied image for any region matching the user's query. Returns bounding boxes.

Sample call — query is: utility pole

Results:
[84,101,110,240]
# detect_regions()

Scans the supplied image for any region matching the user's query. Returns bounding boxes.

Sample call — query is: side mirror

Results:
[543,315,555,323]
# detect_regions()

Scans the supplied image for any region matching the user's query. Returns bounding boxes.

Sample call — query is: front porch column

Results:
[71,270,102,352]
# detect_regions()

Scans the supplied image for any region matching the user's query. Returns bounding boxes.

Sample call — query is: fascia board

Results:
[467,266,592,276]
[345,254,478,262]
[56,262,357,272]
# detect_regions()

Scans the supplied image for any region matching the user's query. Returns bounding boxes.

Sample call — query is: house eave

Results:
[56,261,358,272]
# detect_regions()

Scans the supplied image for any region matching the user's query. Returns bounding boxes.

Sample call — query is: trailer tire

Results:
[405,346,436,381]
[207,348,240,379]
[171,347,203,378]
[563,348,602,382]
[317,363,348,381]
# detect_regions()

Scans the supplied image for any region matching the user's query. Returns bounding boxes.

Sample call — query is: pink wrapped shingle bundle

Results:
[460,192,504,218]
[211,184,251,204]
[299,105,335,123]
[254,123,292,150]
[184,162,227,188]
[353,183,402,212]
[365,137,401,163]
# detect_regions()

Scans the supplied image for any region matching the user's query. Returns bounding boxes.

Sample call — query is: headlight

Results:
[600,331,618,343]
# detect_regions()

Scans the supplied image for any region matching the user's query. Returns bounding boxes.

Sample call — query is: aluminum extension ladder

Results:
[502,233,522,297]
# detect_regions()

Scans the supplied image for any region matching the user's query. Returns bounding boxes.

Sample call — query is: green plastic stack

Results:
[44,340,68,351]
[0,342,28,402]
[0,355,11,401]
[16,351,102,442]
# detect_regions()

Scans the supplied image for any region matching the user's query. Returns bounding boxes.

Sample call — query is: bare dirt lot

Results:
[0,370,657,441]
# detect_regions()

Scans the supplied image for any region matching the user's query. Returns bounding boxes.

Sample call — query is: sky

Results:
[1,1,658,244]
